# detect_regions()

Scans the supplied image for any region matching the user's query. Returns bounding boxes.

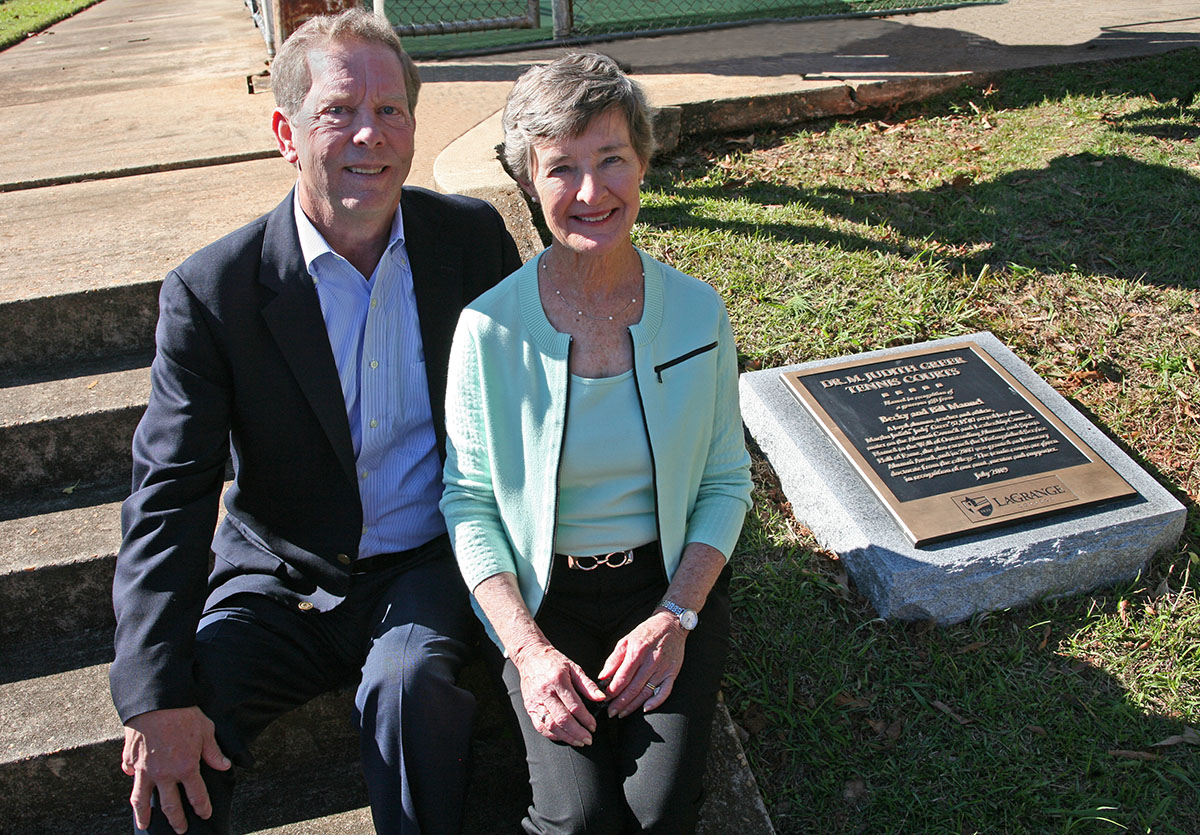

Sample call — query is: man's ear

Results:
[272,110,299,165]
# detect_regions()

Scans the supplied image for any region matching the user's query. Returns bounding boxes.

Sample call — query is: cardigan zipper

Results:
[629,333,667,585]
[653,341,718,382]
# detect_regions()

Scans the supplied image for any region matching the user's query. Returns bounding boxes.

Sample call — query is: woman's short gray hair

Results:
[272,8,421,118]
[502,52,654,185]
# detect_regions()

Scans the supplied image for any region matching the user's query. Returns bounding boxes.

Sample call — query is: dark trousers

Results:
[496,548,731,835]
[139,542,477,835]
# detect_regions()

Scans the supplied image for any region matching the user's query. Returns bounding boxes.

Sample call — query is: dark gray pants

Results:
[138,542,477,835]
[497,548,731,835]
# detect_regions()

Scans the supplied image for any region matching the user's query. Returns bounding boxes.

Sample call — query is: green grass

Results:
[0,0,102,50]
[629,49,1200,834]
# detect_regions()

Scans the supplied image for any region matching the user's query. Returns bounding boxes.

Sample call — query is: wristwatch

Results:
[658,599,699,631]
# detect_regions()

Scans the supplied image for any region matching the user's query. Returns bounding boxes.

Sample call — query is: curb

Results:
[433,72,993,234]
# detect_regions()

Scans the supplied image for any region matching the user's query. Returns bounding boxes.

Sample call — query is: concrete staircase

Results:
[0,271,772,835]
[0,275,540,832]
[0,2,773,831]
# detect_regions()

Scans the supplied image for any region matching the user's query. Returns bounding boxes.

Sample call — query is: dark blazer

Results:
[110,187,521,723]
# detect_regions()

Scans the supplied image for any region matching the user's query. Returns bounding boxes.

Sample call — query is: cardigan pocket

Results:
[654,341,718,382]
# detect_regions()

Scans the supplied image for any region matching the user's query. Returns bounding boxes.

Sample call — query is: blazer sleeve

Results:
[110,270,233,723]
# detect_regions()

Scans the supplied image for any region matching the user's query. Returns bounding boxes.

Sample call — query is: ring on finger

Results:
[644,682,661,697]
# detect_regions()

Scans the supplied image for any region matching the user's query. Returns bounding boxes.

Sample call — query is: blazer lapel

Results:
[258,195,358,486]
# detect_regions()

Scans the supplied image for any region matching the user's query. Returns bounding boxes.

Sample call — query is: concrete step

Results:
[0,480,127,645]
[1,631,528,834]
[0,283,160,376]
[0,356,150,496]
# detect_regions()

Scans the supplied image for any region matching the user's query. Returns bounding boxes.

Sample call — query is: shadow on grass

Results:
[727,448,1199,834]
[642,150,1200,289]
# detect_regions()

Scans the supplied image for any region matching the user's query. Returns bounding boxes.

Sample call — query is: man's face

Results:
[273,38,415,240]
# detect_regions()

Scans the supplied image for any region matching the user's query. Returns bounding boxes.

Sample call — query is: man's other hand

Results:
[122,706,231,833]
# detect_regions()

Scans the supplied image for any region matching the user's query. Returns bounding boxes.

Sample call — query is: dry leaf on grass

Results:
[1037,623,1052,650]
[1151,726,1200,748]
[842,779,869,803]
[1108,749,1160,762]
[932,700,971,725]
[834,692,872,710]
[954,641,989,655]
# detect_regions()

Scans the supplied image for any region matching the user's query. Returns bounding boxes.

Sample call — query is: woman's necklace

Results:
[540,258,642,322]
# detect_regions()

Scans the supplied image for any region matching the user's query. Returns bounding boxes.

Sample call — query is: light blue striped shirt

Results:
[294,191,445,558]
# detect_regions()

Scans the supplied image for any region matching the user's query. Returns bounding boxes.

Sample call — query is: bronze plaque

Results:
[781,340,1137,546]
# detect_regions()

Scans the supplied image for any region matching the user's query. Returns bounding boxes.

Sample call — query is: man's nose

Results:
[352,114,385,146]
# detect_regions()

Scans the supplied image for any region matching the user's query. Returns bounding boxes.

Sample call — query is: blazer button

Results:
[297,601,314,611]
[337,553,352,565]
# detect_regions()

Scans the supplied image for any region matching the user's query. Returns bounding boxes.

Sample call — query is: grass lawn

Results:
[0,0,103,50]
[630,50,1200,834]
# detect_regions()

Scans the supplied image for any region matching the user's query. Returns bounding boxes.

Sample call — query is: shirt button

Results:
[311,277,319,285]
[337,553,351,565]
[370,298,378,308]
[361,525,369,535]
[369,419,378,428]
[298,601,314,611]
[370,360,379,369]
[360,470,369,479]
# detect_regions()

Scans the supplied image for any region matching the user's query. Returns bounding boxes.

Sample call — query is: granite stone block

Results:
[739,332,1187,623]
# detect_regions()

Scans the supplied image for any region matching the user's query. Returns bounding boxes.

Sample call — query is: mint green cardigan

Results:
[441,249,753,646]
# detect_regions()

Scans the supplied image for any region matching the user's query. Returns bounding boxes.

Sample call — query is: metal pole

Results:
[551,0,572,39]
[373,0,387,19]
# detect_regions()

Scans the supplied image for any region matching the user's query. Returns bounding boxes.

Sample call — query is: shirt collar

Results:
[292,187,407,275]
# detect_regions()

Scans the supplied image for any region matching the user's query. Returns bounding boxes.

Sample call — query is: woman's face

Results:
[526,107,648,261]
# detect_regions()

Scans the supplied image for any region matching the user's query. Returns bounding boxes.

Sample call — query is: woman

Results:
[441,52,753,834]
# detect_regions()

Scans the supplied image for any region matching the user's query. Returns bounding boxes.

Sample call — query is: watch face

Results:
[679,609,699,630]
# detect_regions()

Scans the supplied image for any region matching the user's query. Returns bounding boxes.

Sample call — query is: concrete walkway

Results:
[3,0,1199,302]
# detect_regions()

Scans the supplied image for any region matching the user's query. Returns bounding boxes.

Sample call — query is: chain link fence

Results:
[379,0,999,57]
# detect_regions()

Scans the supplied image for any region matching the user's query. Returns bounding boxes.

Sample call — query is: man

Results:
[109,10,521,834]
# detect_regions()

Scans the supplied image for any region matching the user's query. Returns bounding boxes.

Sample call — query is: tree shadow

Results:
[642,150,1200,289]
[729,447,1200,833]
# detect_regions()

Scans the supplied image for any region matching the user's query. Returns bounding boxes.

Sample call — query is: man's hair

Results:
[272,8,421,118]
[502,52,654,186]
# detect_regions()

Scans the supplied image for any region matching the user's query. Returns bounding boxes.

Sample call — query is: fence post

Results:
[373,0,386,18]
[551,0,573,38]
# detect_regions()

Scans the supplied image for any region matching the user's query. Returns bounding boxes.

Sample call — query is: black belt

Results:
[352,534,449,575]
[558,540,659,570]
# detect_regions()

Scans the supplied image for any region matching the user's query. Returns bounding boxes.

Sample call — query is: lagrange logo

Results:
[954,476,1077,523]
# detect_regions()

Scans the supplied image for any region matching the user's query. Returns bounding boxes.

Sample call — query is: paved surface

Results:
[2,0,1200,302]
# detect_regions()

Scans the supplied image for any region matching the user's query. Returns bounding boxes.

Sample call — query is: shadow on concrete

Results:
[421,18,1200,84]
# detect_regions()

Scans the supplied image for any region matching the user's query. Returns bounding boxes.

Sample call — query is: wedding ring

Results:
[644,682,661,697]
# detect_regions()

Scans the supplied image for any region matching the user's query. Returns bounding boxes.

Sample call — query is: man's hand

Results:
[121,706,231,833]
